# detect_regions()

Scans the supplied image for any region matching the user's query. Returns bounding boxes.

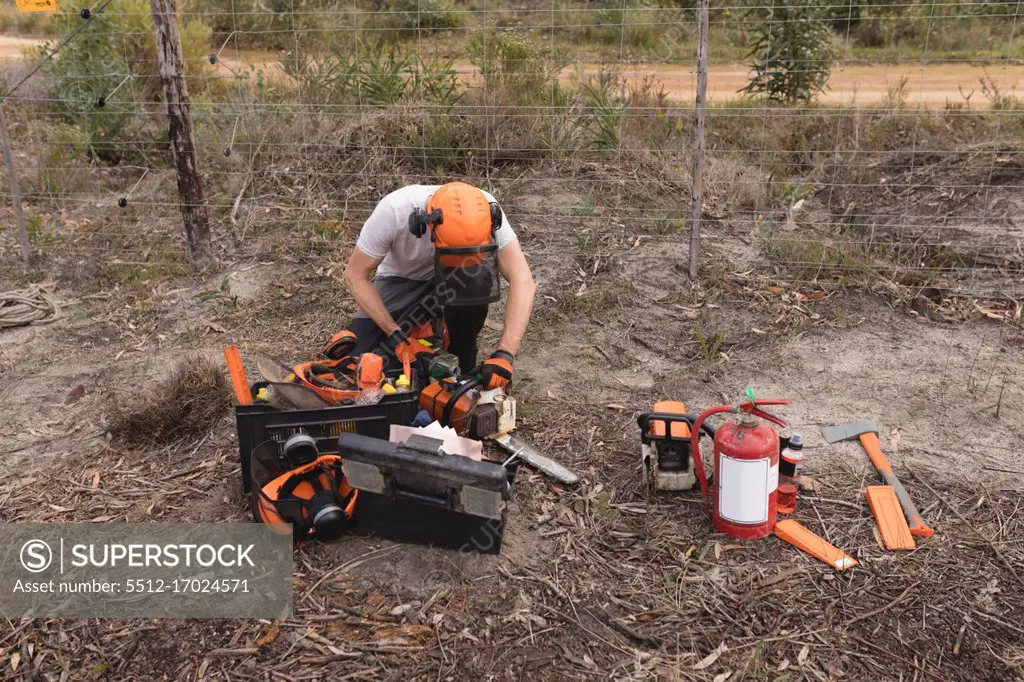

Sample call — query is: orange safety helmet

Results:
[409,182,501,268]
[293,357,360,405]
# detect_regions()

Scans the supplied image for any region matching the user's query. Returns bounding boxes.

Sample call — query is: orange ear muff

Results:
[323,329,358,360]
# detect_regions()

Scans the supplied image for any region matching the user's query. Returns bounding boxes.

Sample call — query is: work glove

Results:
[479,349,514,390]
[382,328,414,361]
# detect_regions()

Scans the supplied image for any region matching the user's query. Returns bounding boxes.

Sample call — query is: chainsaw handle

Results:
[637,412,716,445]
[440,376,482,428]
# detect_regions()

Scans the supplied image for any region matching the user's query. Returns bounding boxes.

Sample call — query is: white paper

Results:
[389,422,483,460]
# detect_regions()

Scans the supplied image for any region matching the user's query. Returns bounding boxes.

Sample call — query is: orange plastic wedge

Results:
[866,485,916,550]
[224,345,253,405]
[775,519,859,571]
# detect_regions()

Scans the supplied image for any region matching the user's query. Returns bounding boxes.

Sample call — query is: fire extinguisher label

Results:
[718,455,771,524]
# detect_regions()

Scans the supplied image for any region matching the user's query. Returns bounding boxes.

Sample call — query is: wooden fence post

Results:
[688,0,710,279]
[0,104,31,264]
[149,0,211,266]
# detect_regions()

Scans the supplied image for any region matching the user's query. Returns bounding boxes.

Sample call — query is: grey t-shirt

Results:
[355,184,518,281]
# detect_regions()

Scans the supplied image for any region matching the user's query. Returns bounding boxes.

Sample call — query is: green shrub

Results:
[467,30,567,106]
[282,41,459,107]
[741,0,835,104]
[39,0,210,157]
[417,111,466,175]
[558,0,686,51]
[38,123,91,197]
[194,0,339,50]
[579,71,628,150]
[380,0,463,34]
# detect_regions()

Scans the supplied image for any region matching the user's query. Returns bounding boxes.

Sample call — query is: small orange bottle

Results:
[777,432,804,515]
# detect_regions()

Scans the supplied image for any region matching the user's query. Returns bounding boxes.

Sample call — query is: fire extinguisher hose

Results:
[689,405,734,501]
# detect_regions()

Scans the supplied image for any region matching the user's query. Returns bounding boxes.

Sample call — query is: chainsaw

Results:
[416,350,578,485]
[638,401,716,492]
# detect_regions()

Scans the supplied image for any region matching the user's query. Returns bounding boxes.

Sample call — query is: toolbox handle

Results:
[392,485,453,509]
[637,412,716,445]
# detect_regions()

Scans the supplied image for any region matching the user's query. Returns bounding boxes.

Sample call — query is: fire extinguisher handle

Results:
[739,399,788,428]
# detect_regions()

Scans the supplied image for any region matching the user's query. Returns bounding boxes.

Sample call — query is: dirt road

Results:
[2,34,1022,106]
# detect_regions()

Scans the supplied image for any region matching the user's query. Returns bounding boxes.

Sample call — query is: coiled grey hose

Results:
[0,286,58,330]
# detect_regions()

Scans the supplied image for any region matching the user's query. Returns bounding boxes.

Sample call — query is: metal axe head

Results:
[820,419,878,444]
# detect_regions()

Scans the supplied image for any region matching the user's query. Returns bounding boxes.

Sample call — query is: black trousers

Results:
[350,302,489,375]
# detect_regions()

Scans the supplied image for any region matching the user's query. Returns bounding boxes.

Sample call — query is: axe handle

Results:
[859,432,934,538]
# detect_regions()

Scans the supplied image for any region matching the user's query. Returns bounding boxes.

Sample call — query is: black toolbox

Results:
[235,391,419,492]
[338,432,517,554]
[353,484,514,554]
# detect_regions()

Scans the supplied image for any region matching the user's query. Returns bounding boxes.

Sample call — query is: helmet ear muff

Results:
[409,207,428,238]
[409,207,444,239]
[489,202,502,234]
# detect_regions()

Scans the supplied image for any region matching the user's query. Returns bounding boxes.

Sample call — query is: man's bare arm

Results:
[343,247,398,335]
[495,241,536,356]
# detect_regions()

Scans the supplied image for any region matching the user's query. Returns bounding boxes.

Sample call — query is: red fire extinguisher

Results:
[690,394,788,540]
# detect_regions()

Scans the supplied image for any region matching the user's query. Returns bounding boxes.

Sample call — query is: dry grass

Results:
[108,355,230,446]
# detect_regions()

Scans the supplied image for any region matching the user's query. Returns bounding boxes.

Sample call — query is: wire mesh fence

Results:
[0,1,1022,305]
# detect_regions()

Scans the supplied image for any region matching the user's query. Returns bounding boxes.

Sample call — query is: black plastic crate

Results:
[352,464,517,555]
[235,391,420,492]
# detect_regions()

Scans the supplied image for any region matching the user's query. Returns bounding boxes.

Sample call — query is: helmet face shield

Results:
[433,244,501,307]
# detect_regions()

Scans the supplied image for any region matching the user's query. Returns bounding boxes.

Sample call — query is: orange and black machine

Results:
[638,401,715,491]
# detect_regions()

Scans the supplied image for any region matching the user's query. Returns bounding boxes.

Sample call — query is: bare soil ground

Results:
[2,137,1023,680]
[1,40,1023,681]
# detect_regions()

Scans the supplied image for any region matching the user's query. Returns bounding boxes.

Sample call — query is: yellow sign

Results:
[15,0,57,13]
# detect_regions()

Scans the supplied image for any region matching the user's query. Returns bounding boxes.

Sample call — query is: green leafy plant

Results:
[26,215,61,246]
[356,43,411,105]
[411,55,461,107]
[694,325,727,365]
[580,70,629,150]
[282,42,459,107]
[741,0,835,104]
[282,45,360,105]
[572,194,596,216]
